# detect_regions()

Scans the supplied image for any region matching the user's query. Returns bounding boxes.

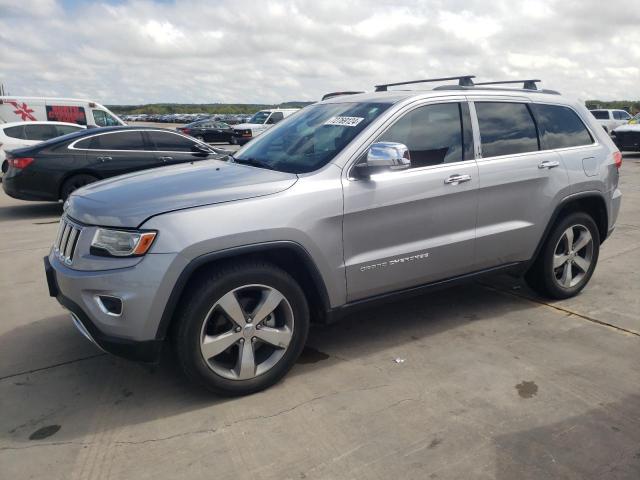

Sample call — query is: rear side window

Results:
[3,125,26,139]
[476,102,539,158]
[147,131,196,151]
[590,110,609,120]
[25,124,59,141]
[531,104,593,149]
[379,102,472,167]
[75,131,146,150]
[56,125,83,136]
[266,112,284,125]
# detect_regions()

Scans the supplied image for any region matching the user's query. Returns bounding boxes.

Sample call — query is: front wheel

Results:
[173,261,309,396]
[526,212,600,299]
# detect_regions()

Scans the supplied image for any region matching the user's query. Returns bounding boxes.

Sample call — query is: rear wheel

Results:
[526,212,600,299]
[173,261,309,396]
[60,174,98,200]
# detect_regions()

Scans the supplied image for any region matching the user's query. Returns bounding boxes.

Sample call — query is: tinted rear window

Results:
[532,104,593,149]
[147,131,196,151]
[476,102,539,157]
[590,110,609,120]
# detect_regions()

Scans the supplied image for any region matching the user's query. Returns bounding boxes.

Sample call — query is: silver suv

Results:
[44,76,623,395]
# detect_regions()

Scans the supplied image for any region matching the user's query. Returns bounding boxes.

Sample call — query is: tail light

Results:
[181,128,191,135]
[613,151,622,169]
[8,156,35,169]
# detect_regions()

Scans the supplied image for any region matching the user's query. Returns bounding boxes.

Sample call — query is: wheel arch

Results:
[155,241,332,340]
[528,191,608,270]
[58,169,102,199]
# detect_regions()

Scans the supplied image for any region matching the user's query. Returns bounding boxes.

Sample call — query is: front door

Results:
[342,101,479,302]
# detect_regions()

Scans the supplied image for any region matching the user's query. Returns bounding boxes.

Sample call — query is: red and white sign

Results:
[7,101,36,121]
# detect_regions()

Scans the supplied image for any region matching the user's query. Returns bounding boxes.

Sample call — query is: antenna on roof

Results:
[474,79,541,90]
[374,75,475,92]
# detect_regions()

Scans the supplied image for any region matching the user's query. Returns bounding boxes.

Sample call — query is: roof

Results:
[0,120,86,128]
[0,96,100,104]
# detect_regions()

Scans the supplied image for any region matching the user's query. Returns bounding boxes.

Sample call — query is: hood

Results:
[233,123,265,130]
[66,159,298,227]
[614,123,640,132]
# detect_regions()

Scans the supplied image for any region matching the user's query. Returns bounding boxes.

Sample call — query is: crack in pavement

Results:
[481,283,640,337]
[0,353,106,382]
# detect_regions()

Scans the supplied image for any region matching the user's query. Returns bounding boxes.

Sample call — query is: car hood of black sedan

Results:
[65,159,298,228]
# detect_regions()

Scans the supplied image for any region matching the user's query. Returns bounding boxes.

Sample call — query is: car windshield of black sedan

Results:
[233,102,390,174]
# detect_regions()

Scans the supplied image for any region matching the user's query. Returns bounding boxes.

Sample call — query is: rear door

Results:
[73,130,160,177]
[342,100,478,301]
[472,100,569,269]
[146,130,206,165]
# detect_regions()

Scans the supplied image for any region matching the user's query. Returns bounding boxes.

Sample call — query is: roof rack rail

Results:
[374,75,475,92]
[474,79,541,90]
[321,91,364,101]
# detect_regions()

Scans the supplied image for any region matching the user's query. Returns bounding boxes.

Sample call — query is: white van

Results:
[0,97,125,128]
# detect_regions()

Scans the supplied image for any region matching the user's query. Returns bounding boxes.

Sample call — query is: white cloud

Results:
[0,0,638,104]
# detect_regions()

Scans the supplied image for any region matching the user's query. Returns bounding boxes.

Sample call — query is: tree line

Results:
[107,102,313,115]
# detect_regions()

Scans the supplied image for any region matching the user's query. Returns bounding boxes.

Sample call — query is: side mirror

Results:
[191,143,213,156]
[354,142,411,178]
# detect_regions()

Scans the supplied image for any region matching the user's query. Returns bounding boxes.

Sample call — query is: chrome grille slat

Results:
[53,216,83,264]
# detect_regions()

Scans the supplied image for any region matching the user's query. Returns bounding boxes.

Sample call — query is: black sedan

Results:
[2,126,227,201]
[177,120,234,143]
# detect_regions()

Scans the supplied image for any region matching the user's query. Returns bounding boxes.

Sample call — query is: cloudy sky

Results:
[1,0,638,105]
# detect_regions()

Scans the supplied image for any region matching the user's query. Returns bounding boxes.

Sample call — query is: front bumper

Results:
[44,254,174,363]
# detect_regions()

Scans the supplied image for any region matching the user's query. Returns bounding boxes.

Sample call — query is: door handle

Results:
[538,160,560,169]
[158,156,173,161]
[96,156,112,162]
[444,174,472,185]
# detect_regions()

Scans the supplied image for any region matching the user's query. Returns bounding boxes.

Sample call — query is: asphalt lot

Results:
[1,153,639,479]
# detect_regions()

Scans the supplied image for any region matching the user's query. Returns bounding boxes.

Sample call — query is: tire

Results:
[230,137,237,145]
[60,174,98,200]
[173,260,310,396]
[525,212,600,299]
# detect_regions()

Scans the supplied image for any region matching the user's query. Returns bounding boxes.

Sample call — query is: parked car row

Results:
[122,113,253,125]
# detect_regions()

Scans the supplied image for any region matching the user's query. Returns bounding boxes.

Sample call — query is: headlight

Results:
[91,228,157,257]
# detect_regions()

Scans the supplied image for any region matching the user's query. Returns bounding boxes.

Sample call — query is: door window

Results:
[76,131,146,150]
[147,131,197,151]
[378,102,471,167]
[476,102,539,158]
[531,104,593,149]
[3,125,26,139]
[266,112,284,125]
[24,124,59,141]
[92,110,121,127]
[613,110,631,120]
[55,125,84,136]
[590,110,610,120]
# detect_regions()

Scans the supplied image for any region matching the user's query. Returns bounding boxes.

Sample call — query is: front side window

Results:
[92,110,121,127]
[266,112,284,125]
[590,110,610,120]
[248,111,271,124]
[234,102,391,174]
[476,102,539,158]
[531,104,593,149]
[378,102,472,167]
[25,124,59,141]
[613,110,631,120]
[147,131,197,151]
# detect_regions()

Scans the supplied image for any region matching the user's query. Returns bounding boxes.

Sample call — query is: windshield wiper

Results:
[232,157,276,171]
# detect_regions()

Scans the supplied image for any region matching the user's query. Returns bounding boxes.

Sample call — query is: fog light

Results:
[96,295,123,316]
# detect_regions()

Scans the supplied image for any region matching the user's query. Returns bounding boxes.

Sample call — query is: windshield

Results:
[233,102,391,174]
[248,111,271,124]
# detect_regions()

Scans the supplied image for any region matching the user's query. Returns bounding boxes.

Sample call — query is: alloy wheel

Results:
[199,284,294,380]
[552,224,594,288]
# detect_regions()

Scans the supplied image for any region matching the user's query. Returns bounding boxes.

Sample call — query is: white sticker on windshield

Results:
[324,116,364,127]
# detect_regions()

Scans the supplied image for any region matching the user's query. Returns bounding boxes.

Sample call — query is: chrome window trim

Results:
[67,129,204,154]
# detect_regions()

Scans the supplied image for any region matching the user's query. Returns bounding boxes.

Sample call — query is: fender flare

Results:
[154,240,332,340]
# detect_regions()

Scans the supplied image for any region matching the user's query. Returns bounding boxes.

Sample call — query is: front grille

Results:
[53,216,82,264]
